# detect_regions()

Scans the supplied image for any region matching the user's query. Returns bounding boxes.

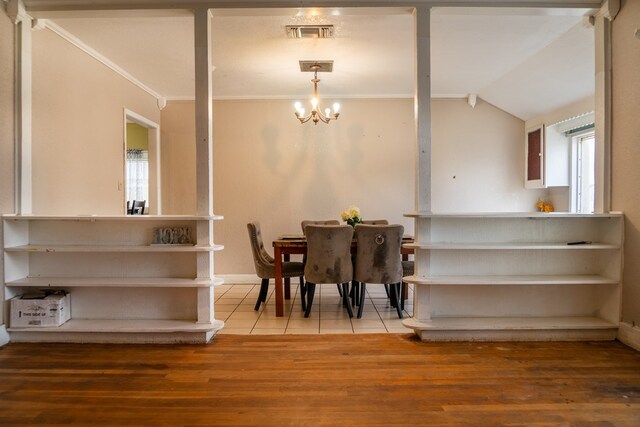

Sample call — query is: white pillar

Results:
[193,7,214,323]
[594,8,614,214]
[194,7,213,217]
[413,6,432,322]
[8,0,32,214]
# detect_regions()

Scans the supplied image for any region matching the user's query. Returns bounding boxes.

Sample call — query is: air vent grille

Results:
[286,25,334,39]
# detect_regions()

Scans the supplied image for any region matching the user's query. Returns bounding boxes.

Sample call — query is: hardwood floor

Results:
[0,335,639,426]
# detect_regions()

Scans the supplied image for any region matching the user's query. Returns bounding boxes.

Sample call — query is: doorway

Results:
[124,110,161,214]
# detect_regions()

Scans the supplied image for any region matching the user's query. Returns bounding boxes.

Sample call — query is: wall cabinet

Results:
[525,125,570,188]
[403,212,623,341]
[1,215,224,343]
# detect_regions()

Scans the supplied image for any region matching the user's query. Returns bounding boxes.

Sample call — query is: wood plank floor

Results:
[0,334,639,426]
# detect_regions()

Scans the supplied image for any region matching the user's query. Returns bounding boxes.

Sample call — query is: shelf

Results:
[402,316,618,341]
[404,211,623,219]
[402,316,617,331]
[2,215,225,344]
[2,214,224,221]
[7,318,225,333]
[404,242,619,250]
[4,244,224,253]
[403,274,619,286]
[6,276,225,288]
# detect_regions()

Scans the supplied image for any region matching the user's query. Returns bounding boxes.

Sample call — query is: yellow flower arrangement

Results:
[536,200,554,213]
[341,206,363,227]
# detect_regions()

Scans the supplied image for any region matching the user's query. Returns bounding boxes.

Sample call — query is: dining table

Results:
[272,234,414,317]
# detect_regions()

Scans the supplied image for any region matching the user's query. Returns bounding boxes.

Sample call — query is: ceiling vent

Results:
[286,25,334,39]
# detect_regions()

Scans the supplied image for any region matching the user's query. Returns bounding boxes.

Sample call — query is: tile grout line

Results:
[222,283,413,335]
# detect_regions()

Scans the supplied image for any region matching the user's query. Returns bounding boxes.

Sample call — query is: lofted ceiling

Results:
[44,6,595,121]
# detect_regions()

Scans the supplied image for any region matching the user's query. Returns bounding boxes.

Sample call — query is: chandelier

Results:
[294,63,340,125]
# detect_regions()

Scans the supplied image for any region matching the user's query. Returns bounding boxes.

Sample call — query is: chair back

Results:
[362,219,389,225]
[354,224,404,284]
[304,225,353,284]
[247,222,275,279]
[301,220,340,235]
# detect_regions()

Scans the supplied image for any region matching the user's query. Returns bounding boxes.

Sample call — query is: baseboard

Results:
[0,325,9,346]
[617,322,640,351]
[217,274,261,285]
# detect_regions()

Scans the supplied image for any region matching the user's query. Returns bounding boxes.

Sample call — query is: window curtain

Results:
[126,149,149,203]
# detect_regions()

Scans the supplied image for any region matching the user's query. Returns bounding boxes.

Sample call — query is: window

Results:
[572,131,595,213]
[126,149,149,204]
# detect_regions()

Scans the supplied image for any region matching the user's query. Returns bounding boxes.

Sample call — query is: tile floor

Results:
[215,283,414,335]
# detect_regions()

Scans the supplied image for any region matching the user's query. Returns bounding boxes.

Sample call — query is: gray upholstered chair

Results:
[301,219,342,296]
[354,224,404,319]
[303,225,354,318]
[361,219,389,225]
[247,222,305,311]
[301,219,340,234]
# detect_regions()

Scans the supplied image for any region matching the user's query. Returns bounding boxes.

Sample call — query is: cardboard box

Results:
[11,293,71,327]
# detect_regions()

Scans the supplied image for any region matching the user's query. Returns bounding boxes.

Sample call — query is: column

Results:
[193,7,214,324]
[413,6,432,322]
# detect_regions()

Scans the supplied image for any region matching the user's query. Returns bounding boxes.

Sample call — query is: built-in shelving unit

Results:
[402,212,623,341]
[2,215,225,344]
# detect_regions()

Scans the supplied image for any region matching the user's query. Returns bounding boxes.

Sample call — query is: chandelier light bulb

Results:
[299,107,305,116]
[333,102,340,113]
[325,108,331,117]
[294,101,302,111]
[311,97,319,109]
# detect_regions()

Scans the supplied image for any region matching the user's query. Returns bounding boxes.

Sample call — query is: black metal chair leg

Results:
[336,284,343,297]
[384,284,390,298]
[348,280,357,306]
[304,282,316,318]
[342,282,353,318]
[392,283,403,319]
[254,278,269,311]
[352,280,361,307]
[357,283,366,318]
[299,276,307,311]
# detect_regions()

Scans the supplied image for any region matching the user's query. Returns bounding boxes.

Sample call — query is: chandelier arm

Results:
[297,115,313,124]
[294,64,339,125]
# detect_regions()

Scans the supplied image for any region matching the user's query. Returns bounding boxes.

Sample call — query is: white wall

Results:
[31,28,161,215]
[162,97,539,274]
[160,101,196,215]
[432,98,544,212]
[612,0,640,325]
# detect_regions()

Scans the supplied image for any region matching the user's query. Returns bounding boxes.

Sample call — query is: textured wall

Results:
[161,97,539,274]
[31,28,160,214]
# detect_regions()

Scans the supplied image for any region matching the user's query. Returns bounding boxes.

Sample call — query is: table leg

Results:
[284,254,291,299]
[274,246,284,317]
